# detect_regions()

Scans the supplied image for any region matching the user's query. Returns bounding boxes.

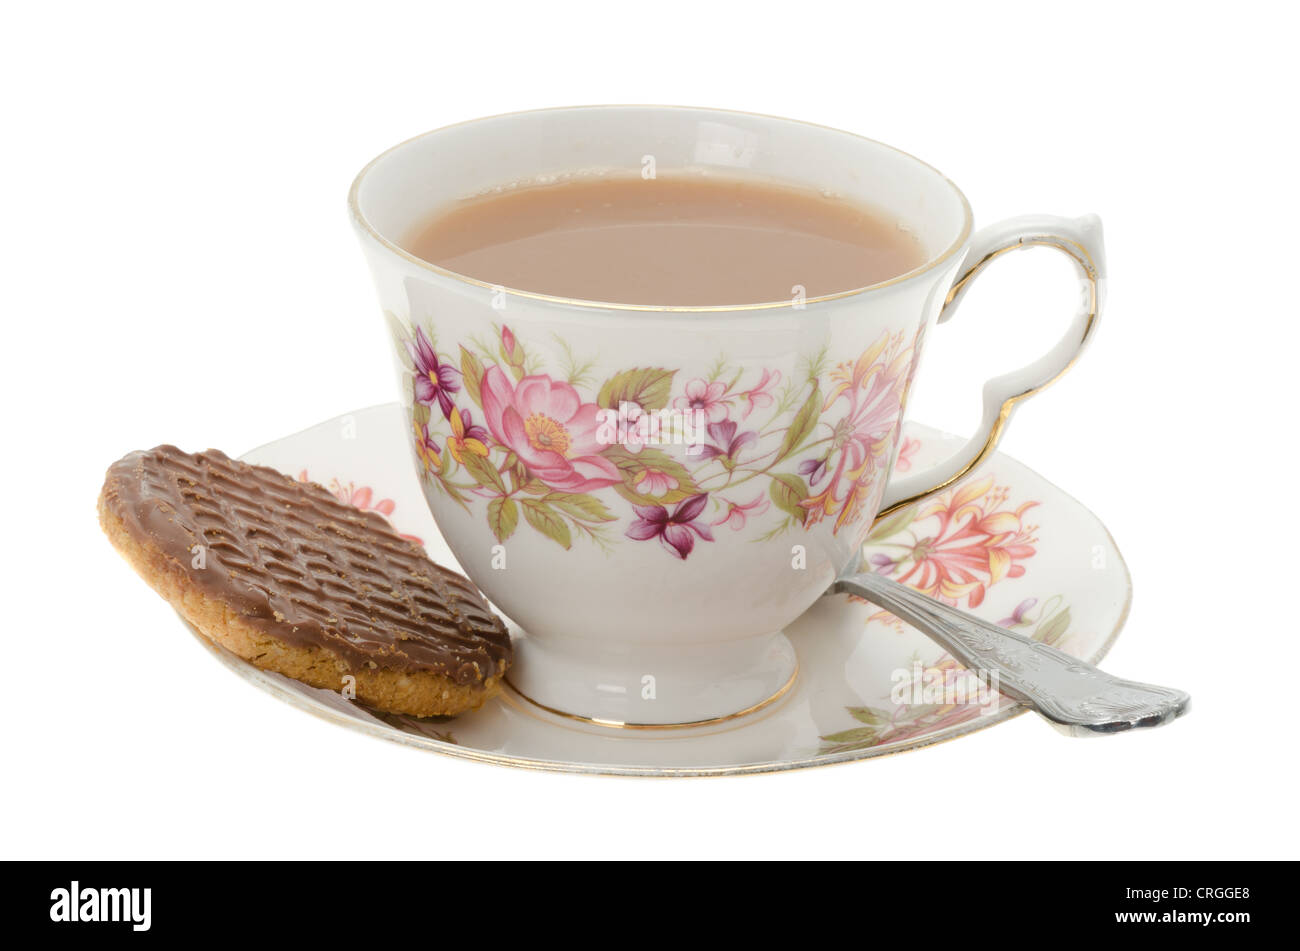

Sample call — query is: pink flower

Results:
[894,436,921,473]
[711,492,769,531]
[349,485,394,516]
[626,493,714,559]
[633,467,679,497]
[801,330,915,534]
[479,366,621,493]
[739,368,781,418]
[296,471,422,546]
[673,378,729,423]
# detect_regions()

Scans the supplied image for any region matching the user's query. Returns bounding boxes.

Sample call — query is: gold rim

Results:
[871,233,1101,522]
[347,104,974,314]
[502,661,799,730]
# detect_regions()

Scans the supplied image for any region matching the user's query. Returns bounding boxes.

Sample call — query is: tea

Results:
[400,171,926,306]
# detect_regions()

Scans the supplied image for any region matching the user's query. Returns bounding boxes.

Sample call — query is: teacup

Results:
[350,106,1105,726]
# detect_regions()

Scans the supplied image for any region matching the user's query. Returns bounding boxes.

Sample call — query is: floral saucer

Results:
[179,403,1132,776]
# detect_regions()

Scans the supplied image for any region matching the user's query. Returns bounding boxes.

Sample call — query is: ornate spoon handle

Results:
[832,570,1189,737]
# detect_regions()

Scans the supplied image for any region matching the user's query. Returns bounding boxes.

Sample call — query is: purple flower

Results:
[407,327,461,418]
[868,552,896,574]
[998,598,1037,628]
[457,407,490,443]
[798,455,829,486]
[626,493,715,560]
[693,420,757,462]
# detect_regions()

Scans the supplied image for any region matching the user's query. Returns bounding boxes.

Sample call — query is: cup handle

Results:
[875,213,1107,520]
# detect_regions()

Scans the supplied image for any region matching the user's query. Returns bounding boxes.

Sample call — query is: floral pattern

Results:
[893,435,921,472]
[819,460,1074,755]
[392,318,920,559]
[228,406,1130,771]
[800,331,917,534]
[296,470,424,547]
[627,493,714,560]
[408,326,461,418]
[863,475,1039,610]
[480,366,622,493]
[817,597,1073,754]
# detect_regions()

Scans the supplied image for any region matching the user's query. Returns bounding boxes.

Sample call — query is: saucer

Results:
[181,403,1131,776]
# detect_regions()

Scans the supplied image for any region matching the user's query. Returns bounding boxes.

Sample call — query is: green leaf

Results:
[521,479,549,495]
[521,498,572,549]
[603,445,700,505]
[411,402,431,427]
[550,332,598,389]
[768,473,810,524]
[820,726,880,745]
[386,312,414,369]
[435,475,472,508]
[487,497,518,543]
[1036,608,1072,645]
[775,383,820,462]
[866,504,917,543]
[544,492,617,523]
[460,451,506,494]
[847,706,890,726]
[596,367,677,411]
[459,345,484,408]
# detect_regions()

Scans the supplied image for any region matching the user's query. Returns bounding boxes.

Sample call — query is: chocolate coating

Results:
[101,446,511,683]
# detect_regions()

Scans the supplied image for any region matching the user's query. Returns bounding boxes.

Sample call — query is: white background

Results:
[4,1,1296,860]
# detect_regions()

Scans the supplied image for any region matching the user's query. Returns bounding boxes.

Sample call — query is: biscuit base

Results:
[98,493,503,718]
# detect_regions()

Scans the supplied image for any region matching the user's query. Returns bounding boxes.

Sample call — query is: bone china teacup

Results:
[350,106,1105,727]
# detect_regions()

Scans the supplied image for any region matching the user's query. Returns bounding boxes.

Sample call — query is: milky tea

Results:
[400,172,926,307]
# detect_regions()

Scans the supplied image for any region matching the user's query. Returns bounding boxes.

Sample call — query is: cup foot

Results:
[505,629,799,728]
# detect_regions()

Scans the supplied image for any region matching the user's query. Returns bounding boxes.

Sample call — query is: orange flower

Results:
[892,477,1039,608]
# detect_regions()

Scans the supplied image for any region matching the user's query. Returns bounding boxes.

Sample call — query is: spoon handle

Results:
[832,570,1189,736]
